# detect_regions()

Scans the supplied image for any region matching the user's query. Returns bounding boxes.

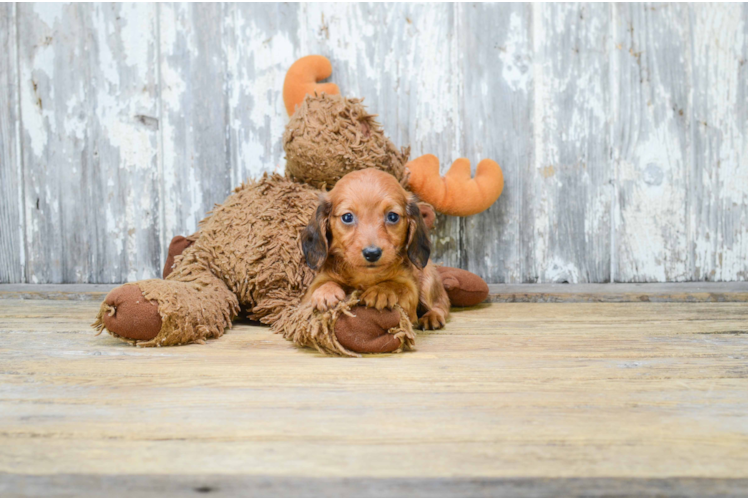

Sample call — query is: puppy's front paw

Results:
[361,285,399,311]
[310,282,346,312]
[420,309,446,330]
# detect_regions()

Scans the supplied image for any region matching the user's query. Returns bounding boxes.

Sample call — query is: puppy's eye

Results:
[386,212,400,223]
[341,213,354,224]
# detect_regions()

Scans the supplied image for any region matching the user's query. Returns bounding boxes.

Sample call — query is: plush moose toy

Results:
[93,56,503,356]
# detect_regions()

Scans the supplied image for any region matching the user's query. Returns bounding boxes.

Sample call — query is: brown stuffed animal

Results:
[93,56,496,356]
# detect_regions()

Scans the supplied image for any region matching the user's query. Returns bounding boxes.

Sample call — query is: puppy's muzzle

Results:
[362,246,382,263]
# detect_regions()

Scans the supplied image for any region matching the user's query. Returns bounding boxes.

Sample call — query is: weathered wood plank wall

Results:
[0,3,24,283]
[0,3,746,284]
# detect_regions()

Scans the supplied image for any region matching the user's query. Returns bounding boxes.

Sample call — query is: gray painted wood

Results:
[613,4,692,282]
[223,3,301,186]
[460,3,532,284]
[4,282,748,303]
[1,3,747,284]
[689,3,748,282]
[0,4,24,283]
[16,4,162,284]
[3,473,748,498]
[158,3,231,250]
[527,3,613,284]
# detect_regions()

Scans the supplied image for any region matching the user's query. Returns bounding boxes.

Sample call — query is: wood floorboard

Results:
[1,297,747,496]
[2,282,748,303]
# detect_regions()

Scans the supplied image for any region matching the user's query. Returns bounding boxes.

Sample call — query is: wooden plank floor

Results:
[3,281,748,303]
[1,296,748,496]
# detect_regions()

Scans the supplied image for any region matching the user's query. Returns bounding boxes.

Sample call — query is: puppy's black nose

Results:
[362,246,382,263]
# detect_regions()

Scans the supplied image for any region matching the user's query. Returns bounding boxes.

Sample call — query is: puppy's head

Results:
[302,168,430,273]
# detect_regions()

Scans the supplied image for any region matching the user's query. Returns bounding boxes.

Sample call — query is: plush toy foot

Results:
[163,235,196,279]
[275,294,415,357]
[98,284,162,341]
[334,306,404,353]
[437,266,490,307]
[94,274,239,347]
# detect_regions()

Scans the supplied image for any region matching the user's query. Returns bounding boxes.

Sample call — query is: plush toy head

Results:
[283,94,409,189]
[281,55,407,189]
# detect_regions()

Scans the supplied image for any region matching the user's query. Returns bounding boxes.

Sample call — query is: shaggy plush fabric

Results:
[174,174,319,325]
[93,88,491,354]
[94,172,420,351]
[273,292,415,357]
[135,277,237,347]
[284,94,409,189]
[95,174,319,346]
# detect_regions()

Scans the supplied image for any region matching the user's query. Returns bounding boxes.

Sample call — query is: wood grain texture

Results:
[223,3,300,187]
[16,4,162,284]
[3,474,748,497]
[2,3,747,284]
[530,3,613,283]
[690,4,748,282]
[0,4,24,283]
[3,281,748,303]
[0,284,117,301]
[158,3,231,248]
[459,3,532,283]
[1,298,747,494]
[485,281,748,303]
[612,4,692,282]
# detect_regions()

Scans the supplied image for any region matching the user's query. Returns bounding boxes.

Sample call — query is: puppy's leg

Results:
[361,277,419,323]
[418,263,450,330]
[304,273,346,312]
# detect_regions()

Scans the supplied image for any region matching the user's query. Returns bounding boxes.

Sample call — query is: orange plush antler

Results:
[283,55,340,116]
[406,155,504,216]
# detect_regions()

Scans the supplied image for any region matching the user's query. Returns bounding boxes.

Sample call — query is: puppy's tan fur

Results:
[301,168,449,329]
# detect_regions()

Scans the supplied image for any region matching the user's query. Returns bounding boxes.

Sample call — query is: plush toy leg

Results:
[273,293,415,357]
[93,275,239,347]
[163,234,197,279]
[436,266,490,307]
[335,306,407,353]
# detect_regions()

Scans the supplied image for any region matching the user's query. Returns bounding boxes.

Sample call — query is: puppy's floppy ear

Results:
[418,202,436,231]
[302,196,332,270]
[406,196,431,269]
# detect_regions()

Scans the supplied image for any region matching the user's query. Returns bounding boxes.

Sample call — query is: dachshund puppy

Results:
[301,168,449,329]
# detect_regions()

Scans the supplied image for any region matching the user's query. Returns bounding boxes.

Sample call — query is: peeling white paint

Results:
[119,3,152,81]
[544,256,581,283]
[411,6,462,162]
[5,3,748,284]
[21,43,55,158]
[531,3,550,280]
[300,4,379,98]
[500,12,531,92]
[690,4,748,281]
[7,2,27,282]
[33,3,62,30]
[614,4,692,283]
[226,6,295,185]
